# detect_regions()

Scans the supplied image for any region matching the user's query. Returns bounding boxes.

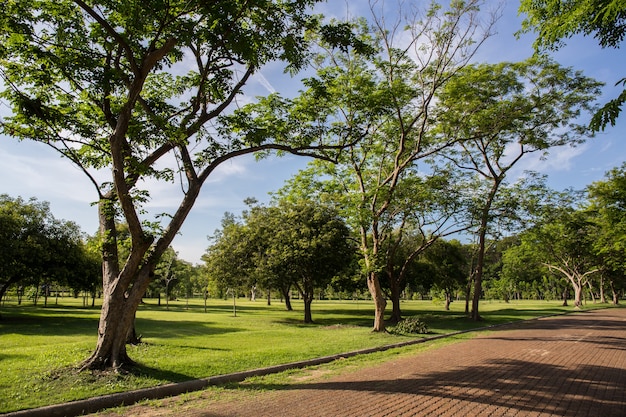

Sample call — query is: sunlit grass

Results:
[0,296,608,413]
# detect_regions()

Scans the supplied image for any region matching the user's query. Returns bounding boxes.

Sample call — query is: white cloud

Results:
[0,142,100,203]
[507,144,589,182]
[253,71,276,94]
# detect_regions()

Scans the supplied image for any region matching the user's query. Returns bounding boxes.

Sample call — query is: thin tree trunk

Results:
[445,292,452,311]
[367,272,386,332]
[609,280,619,305]
[573,283,583,308]
[388,276,402,325]
[599,275,606,303]
[587,281,596,303]
[281,286,293,311]
[465,275,473,314]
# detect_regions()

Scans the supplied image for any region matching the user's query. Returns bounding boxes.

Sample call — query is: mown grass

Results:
[0,296,606,413]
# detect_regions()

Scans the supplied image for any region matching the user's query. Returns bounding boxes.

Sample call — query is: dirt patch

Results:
[289,368,332,382]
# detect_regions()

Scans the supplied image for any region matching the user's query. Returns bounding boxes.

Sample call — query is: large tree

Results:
[0,0,356,370]
[435,57,601,320]
[204,200,354,323]
[266,200,354,323]
[520,207,600,307]
[272,0,496,331]
[518,0,626,131]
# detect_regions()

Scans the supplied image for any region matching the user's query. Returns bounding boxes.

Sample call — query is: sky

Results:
[1,1,625,264]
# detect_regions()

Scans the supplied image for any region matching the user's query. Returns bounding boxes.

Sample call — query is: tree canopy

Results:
[204,199,354,323]
[0,0,358,370]
[518,0,626,130]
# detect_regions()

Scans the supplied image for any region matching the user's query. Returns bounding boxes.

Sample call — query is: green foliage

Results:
[0,194,99,303]
[204,199,355,322]
[519,0,626,50]
[586,163,626,293]
[518,0,626,130]
[388,316,429,335]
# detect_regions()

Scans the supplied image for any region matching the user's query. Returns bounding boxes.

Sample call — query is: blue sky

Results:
[1,1,624,264]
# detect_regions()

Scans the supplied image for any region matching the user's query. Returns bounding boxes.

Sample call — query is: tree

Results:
[435,57,601,319]
[419,239,468,310]
[520,207,600,307]
[277,0,496,331]
[518,0,626,131]
[268,200,354,323]
[0,0,360,370]
[0,195,93,313]
[586,163,626,303]
[204,200,354,323]
[203,211,260,304]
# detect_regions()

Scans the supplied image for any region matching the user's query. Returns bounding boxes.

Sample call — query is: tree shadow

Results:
[135,317,243,339]
[220,359,624,416]
[0,310,242,338]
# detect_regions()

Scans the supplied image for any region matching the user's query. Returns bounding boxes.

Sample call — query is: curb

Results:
[2,313,569,417]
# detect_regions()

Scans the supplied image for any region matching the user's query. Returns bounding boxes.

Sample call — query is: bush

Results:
[390,316,429,335]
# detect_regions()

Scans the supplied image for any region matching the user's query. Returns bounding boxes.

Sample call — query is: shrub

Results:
[390,316,429,335]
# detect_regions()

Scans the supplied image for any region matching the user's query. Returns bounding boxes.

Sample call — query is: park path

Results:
[96,307,626,417]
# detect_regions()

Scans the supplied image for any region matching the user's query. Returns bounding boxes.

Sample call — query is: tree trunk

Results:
[81,290,140,370]
[464,276,472,314]
[388,277,402,325]
[444,291,452,311]
[81,198,152,370]
[609,280,619,305]
[303,294,313,324]
[471,224,488,321]
[471,179,500,321]
[281,285,293,311]
[573,283,583,308]
[367,272,386,332]
[587,281,596,303]
[599,275,606,303]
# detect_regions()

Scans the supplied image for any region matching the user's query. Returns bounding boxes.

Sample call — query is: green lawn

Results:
[0,296,605,413]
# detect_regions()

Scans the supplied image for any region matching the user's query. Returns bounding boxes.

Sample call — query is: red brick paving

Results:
[104,308,626,417]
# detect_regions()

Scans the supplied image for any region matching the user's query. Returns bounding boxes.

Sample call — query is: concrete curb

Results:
[2,314,566,417]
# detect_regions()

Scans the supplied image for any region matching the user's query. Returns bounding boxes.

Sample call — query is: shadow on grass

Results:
[135,318,244,339]
[0,309,243,339]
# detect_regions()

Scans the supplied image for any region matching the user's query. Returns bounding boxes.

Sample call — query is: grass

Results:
[0,296,608,413]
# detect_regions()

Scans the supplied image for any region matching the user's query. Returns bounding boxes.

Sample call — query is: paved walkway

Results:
[97,308,626,417]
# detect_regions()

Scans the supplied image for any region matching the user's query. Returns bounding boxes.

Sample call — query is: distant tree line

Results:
[0,195,99,313]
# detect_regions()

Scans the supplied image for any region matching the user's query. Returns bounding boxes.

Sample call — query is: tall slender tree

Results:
[270,0,497,331]
[435,57,601,319]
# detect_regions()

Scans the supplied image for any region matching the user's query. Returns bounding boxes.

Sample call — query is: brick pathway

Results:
[100,308,626,417]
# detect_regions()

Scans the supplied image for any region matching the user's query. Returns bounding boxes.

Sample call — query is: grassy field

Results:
[0,296,607,413]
